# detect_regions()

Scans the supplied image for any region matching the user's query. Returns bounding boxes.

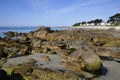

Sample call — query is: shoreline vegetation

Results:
[72,13,120,27]
[0,26,120,80]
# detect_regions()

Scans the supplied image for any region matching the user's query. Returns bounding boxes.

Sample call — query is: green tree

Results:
[81,21,86,26]
[87,21,92,26]
[90,19,103,25]
[107,13,120,26]
[73,22,81,26]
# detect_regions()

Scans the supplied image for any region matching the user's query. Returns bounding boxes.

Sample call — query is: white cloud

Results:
[25,0,48,11]
[47,0,112,15]
[25,0,115,15]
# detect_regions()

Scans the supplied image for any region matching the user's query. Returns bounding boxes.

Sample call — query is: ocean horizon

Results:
[0,26,69,38]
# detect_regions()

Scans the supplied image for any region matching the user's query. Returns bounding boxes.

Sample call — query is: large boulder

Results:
[68,46,102,71]
[68,39,87,49]
[33,26,51,39]
[60,61,94,78]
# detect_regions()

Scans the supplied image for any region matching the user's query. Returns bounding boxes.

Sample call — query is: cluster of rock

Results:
[0,26,120,80]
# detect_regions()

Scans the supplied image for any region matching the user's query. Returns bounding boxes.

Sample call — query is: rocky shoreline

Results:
[0,26,120,80]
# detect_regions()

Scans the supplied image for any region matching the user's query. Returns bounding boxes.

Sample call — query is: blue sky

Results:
[0,0,119,26]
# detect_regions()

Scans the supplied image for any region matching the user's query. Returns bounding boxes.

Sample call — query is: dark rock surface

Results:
[0,26,120,80]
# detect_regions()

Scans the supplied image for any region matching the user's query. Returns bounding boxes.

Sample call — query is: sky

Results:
[0,0,120,26]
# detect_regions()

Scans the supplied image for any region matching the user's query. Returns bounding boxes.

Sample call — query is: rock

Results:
[4,31,18,37]
[68,39,87,49]
[41,41,66,50]
[37,26,51,31]
[0,69,10,80]
[32,68,81,80]
[23,58,37,66]
[19,37,30,43]
[60,61,94,78]
[31,48,42,54]
[68,46,102,71]
[27,31,34,39]
[92,37,107,46]
[33,26,51,39]
[81,47,102,71]
[0,48,8,59]
[31,38,43,47]
[42,48,50,53]
[47,50,57,54]
[51,42,67,49]
[96,48,112,59]
[4,31,26,38]
[103,41,120,47]
[96,47,120,60]
[57,49,73,61]
[18,46,29,55]
[85,57,102,71]
[39,55,50,61]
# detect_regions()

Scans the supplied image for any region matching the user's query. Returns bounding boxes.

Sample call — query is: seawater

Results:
[0,26,69,37]
[0,26,37,38]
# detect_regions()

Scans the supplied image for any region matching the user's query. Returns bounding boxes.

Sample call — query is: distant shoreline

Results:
[71,26,120,30]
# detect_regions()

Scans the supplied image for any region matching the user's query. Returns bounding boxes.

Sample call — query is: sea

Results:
[0,26,69,38]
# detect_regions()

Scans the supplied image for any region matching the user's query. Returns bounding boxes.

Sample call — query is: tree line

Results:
[73,13,120,26]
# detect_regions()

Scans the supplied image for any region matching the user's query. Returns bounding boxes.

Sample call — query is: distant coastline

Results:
[71,26,120,30]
